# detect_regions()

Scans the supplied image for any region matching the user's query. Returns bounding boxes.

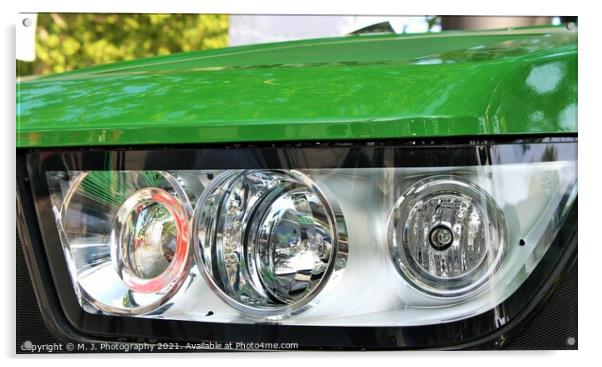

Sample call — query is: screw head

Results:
[22,18,32,27]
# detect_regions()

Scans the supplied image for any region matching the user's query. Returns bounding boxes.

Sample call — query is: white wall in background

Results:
[228,15,435,47]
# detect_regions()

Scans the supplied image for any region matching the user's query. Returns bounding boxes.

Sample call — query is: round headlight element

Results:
[193,170,347,317]
[388,176,506,298]
[60,171,193,315]
[111,187,191,294]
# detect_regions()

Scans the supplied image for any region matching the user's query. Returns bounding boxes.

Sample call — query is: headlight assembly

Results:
[17,137,577,349]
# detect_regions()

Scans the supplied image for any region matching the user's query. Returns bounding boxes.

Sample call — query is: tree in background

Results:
[17,13,229,77]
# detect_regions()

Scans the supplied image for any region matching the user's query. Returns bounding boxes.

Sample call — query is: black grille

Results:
[16,230,60,352]
[506,260,578,350]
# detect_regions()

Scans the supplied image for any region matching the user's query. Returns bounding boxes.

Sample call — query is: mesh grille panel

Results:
[16,230,60,352]
[506,260,578,350]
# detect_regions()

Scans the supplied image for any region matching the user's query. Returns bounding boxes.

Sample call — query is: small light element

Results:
[388,176,506,297]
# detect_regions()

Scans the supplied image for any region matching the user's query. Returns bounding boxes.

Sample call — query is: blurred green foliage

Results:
[17,13,229,77]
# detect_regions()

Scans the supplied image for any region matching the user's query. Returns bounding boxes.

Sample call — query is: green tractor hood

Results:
[16,25,577,148]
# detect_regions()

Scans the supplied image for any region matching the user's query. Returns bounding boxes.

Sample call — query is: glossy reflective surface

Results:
[17,26,577,148]
[194,170,346,317]
[112,187,191,295]
[20,139,577,349]
[38,138,577,326]
[253,187,334,304]
[389,177,506,297]
[55,171,194,314]
[121,198,176,279]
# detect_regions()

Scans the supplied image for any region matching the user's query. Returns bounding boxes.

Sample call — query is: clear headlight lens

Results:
[56,171,193,314]
[388,176,506,298]
[44,142,577,326]
[194,170,347,317]
[111,187,190,294]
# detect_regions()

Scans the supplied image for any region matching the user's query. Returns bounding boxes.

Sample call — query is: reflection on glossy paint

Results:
[559,103,577,130]
[526,62,564,94]
[530,111,544,123]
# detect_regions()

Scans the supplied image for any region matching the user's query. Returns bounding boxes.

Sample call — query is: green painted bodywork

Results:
[16,25,577,148]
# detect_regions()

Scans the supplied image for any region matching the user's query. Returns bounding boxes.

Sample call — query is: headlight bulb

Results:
[429,224,454,251]
[249,186,335,304]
